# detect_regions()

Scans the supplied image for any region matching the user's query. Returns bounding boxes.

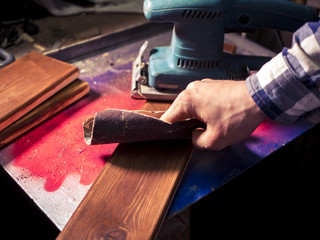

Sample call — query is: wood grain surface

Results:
[0,51,79,132]
[0,79,89,148]
[57,101,194,240]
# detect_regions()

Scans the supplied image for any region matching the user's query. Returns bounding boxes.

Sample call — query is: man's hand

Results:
[160,79,266,150]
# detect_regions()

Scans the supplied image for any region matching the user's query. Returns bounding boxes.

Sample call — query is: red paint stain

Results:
[252,118,276,138]
[7,93,145,192]
[248,118,303,156]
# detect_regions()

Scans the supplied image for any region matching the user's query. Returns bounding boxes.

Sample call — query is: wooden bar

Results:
[57,102,194,240]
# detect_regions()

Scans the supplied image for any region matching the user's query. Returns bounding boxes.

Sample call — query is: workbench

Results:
[1,13,319,238]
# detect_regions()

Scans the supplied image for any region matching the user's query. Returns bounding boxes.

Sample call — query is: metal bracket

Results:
[131,41,178,101]
[131,41,149,99]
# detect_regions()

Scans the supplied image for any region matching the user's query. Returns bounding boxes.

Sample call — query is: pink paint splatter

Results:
[252,118,276,138]
[246,118,309,157]
[5,93,145,192]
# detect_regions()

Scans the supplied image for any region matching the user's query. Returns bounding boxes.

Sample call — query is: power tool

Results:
[131,0,318,101]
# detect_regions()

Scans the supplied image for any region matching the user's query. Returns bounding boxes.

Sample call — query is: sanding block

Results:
[83,109,206,144]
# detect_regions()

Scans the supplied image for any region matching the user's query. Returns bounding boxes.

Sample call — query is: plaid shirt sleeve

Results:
[246,20,320,124]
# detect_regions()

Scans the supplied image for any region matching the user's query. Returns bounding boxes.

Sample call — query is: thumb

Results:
[192,127,225,151]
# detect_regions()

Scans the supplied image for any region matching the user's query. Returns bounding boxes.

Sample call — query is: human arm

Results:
[247,20,320,123]
[160,20,320,150]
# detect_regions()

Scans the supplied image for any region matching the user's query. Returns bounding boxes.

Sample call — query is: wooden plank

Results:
[0,51,79,132]
[57,101,194,240]
[0,79,89,148]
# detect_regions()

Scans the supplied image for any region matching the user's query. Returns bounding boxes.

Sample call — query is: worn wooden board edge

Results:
[57,102,195,240]
[0,79,90,148]
[58,141,194,240]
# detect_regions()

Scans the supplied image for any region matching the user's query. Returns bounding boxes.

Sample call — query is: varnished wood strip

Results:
[0,51,79,132]
[0,79,90,148]
[57,101,194,240]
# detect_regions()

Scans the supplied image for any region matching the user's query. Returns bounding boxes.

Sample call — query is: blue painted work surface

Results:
[1,27,319,230]
[70,29,320,217]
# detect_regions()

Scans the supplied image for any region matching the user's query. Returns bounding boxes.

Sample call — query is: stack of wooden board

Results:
[0,51,90,148]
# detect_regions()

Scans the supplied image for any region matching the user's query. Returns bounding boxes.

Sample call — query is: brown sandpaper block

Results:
[0,79,90,148]
[83,109,206,145]
[0,51,79,132]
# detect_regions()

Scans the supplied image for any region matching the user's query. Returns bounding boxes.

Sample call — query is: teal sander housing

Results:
[131,0,318,100]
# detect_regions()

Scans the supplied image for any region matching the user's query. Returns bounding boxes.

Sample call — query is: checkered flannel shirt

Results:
[246,20,320,124]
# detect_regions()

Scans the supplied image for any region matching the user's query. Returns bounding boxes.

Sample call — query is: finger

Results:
[160,99,191,123]
[160,90,196,123]
[192,127,226,151]
[192,128,212,150]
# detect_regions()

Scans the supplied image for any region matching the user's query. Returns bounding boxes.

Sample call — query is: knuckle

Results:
[201,78,213,82]
[173,90,193,115]
[177,88,194,103]
[186,80,201,90]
